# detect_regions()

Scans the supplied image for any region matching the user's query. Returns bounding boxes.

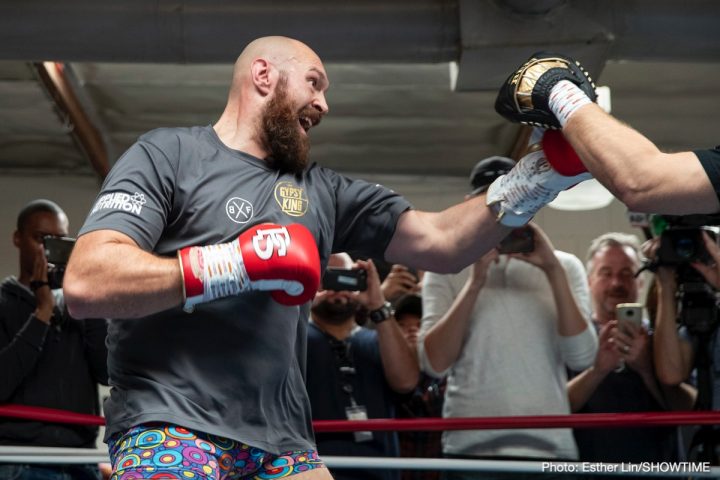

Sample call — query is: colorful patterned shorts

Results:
[108,423,326,479]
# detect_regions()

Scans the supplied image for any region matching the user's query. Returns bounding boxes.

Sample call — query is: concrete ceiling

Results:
[0,0,718,189]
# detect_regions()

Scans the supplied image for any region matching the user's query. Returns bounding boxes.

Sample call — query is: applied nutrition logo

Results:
[91,191,147,216]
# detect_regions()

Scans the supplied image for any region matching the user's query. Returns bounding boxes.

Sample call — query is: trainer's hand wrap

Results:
[486,134,592,227]
[495,52,597,129]
[178,223,320,310]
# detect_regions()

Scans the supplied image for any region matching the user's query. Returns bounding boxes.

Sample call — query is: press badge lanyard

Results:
[327,331,374,443]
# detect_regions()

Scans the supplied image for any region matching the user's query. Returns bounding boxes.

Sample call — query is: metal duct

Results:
[0,0,460,63]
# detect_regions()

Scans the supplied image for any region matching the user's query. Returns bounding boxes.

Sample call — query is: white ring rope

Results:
[1,447,718,477]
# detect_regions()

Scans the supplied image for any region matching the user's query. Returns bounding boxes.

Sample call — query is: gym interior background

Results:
[0,0,718,275]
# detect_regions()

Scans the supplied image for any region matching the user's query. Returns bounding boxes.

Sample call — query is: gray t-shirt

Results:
[79,125,411,453]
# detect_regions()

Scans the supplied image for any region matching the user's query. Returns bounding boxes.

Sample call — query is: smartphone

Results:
[43,235,76,265]
[616,302,643,332]
[498,227,535,254]
[322,268,368,291]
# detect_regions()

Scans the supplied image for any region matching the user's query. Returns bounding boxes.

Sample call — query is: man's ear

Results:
[251,58,274,96]
[12,230,20,249]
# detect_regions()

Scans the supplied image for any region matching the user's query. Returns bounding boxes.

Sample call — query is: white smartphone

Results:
[616,303,643,331]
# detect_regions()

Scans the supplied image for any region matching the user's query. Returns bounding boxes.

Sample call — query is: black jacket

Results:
[0,276,109,448]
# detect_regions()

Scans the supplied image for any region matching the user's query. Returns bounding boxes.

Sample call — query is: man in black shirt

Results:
[0,199,108,480]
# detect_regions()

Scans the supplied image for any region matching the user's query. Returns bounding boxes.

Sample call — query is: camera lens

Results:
[675,237,696,259]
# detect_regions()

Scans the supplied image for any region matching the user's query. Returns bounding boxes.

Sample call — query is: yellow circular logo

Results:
[274,181,309,217]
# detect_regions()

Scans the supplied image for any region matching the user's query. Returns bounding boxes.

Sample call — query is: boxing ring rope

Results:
[2,404,720,477]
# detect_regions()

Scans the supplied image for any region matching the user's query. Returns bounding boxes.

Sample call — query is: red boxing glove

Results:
[179,223,320,310]
[542,129,587,176]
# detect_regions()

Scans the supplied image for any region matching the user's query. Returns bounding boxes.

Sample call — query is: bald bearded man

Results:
[65,36,586,479]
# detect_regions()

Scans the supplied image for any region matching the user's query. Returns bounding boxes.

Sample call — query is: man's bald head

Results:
[230,36,321,93]
[215,36,328,174]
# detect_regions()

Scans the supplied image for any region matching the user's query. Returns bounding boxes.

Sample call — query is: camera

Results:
[653,214,720,266]
[43,235,76,289]
[322,268,368,291]
[649,214,720,335]
[498,226,535,254]
[657,226,718,266]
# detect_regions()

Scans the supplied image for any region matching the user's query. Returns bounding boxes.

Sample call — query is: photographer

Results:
[306,253,419,480]
[647,229,720,461]
[0,199,108,480]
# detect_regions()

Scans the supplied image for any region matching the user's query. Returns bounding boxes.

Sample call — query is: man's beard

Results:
[311,298,360,325]
[260,75,317,174]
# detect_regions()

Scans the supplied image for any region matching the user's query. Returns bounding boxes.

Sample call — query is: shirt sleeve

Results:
[694,146,720,205]
[557,253,598,370]
[329,171,412,260]
[417,271,457,378]
[78,131,179,251]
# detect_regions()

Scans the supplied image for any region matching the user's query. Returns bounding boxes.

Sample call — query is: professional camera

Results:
[655,214,720,266]
[43,235,76,289]
[651,214,720,335]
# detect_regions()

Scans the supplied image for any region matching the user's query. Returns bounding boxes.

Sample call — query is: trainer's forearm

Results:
[564,105,718,213]
[565,105,660,194]
[65,233,183,319]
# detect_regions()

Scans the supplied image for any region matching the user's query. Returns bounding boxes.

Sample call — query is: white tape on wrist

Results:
[184,240,250,311]
[548,80,592,128]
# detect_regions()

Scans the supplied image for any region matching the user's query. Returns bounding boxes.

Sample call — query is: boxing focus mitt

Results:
[495,52,597,129]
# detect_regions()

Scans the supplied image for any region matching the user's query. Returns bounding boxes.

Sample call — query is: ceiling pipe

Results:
[34,62,110,179]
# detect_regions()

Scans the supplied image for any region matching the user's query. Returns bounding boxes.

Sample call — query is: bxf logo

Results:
[225,197,254,224]
[252,227,291,260]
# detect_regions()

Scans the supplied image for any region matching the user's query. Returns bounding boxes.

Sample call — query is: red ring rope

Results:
[3,404,720,432]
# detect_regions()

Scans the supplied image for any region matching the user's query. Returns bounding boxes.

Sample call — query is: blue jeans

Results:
[0,464,101,480]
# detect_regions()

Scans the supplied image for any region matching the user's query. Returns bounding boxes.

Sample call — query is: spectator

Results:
[0,199,108,480]
[568,232,692,469]
[643,238,712,460]
[394,293,445,480]
[307,253,419,480]
[419,157,597,480]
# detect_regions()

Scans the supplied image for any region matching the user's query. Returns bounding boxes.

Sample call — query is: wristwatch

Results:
[368,301,394,324]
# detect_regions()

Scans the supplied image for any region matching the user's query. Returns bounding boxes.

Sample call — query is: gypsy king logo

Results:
[274,181,309,217]
[91,191,147,216]
[225,197,254,224]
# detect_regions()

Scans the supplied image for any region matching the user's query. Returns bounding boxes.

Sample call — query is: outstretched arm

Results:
[495,52,719,215]
[385,196,510,274]
[563,104,718,214]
